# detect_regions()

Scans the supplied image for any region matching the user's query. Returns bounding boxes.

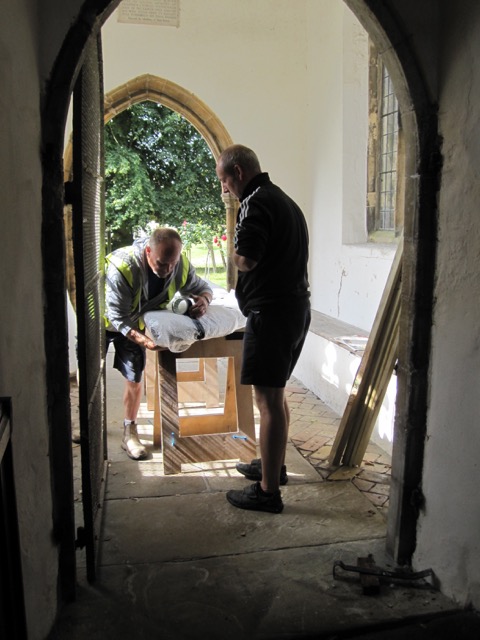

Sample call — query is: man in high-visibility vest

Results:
[105,226,213,460]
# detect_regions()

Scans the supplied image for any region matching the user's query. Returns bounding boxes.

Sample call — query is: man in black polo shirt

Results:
[216,144,311,513]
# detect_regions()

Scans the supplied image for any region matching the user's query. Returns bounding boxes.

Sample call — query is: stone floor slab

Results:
[49,539,458,640]
[59,359,472,640]
[100,481,385,566]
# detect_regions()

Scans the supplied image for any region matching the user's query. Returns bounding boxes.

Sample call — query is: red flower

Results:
[213,236,218,244]
[182,220,187,227]
[221,234,227,241]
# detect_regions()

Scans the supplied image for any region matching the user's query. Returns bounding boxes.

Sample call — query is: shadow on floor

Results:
[49,363,480,640]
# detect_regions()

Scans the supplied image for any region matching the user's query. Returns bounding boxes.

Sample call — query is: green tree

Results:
[178,220,227,272]
[105,101,224,249]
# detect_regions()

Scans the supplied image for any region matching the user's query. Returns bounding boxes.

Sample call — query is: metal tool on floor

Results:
[333,554,434,595]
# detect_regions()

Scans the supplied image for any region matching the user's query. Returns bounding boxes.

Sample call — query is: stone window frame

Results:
[366,41,405,243]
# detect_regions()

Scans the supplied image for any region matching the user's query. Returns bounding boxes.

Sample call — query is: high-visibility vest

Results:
[105,248,190,330]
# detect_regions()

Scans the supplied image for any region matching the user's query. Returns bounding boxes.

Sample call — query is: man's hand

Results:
[126,328,164,351]
[189,293,211,318]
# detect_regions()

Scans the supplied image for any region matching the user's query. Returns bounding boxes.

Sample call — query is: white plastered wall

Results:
[413,2,480,608]
[0,2,61,638]
[297,1,396,450]
[102,0,309,210]
[302,1,396,331]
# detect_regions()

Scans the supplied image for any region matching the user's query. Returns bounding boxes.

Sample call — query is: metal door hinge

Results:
[333,554,434,595]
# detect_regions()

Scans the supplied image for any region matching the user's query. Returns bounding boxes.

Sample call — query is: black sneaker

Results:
[226,482,284,514]
[235,458,288,485]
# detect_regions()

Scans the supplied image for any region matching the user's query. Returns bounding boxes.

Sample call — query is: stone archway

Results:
[104,74,233,155]
[43,3,440,599]
[64,73,233,171]
[344,0,440,564]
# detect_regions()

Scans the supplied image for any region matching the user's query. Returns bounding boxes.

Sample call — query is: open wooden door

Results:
[71,32,108,583]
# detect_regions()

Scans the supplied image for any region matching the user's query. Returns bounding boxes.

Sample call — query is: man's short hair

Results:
[149,227,182,248]
[218,144,261,176]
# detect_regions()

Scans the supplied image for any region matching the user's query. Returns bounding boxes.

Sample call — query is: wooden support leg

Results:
[231,339,254,444]
[156,334,256,474]
[153,352,161,449]
[159,350,182,475]
[145,348,156,411]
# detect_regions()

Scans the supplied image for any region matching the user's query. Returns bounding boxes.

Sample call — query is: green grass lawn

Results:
[188,244,227,289]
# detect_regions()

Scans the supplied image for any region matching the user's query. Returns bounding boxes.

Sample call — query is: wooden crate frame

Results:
[147,333,256,475]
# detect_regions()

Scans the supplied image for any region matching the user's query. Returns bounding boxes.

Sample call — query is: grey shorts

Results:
[106,330,146,383]
[240,303,311,388]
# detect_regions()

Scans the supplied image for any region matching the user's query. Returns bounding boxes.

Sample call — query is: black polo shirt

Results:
[234,172,310,314]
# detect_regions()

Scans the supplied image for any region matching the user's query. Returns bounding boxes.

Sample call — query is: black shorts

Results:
[106,330,146,383]
[240,302,311,388]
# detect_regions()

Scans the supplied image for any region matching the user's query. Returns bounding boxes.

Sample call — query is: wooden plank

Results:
[159,350,182,475]
[329,238,403,467]
[178,357,237,436]
[204,358,221,408]
[177,358,205,382]
[153,356,161,448]
[177,358,220,408]
[343,288,400,466]
[145,348,156,411]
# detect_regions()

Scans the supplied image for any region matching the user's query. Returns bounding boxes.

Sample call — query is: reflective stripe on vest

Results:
[105,251,190,329]
[105,248,142,328]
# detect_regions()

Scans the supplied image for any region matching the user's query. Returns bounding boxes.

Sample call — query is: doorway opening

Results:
[42,0,439,604]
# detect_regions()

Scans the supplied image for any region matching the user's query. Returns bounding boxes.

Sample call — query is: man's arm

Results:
[106,261,161,350]
[233,250,258,272]
[105,265,137,336]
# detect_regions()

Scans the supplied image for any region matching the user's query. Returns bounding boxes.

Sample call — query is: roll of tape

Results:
[172,297,192,315]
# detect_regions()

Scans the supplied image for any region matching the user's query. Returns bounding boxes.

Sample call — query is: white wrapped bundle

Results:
[143,305,246,353]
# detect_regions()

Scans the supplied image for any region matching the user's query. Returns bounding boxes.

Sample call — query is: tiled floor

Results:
[70,372,392,519]
[284,379,391,517]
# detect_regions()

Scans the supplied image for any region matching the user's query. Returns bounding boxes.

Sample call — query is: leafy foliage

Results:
[104,101,224,249]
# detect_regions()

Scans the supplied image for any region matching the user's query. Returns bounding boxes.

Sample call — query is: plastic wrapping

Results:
[143,304,246,353]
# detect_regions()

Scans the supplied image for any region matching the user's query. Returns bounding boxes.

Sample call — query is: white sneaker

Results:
[122,422,148,460]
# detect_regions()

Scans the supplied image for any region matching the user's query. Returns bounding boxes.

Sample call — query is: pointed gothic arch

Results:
[64,73,234,176]
[104,74,234,155]
[63,74,236,308]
